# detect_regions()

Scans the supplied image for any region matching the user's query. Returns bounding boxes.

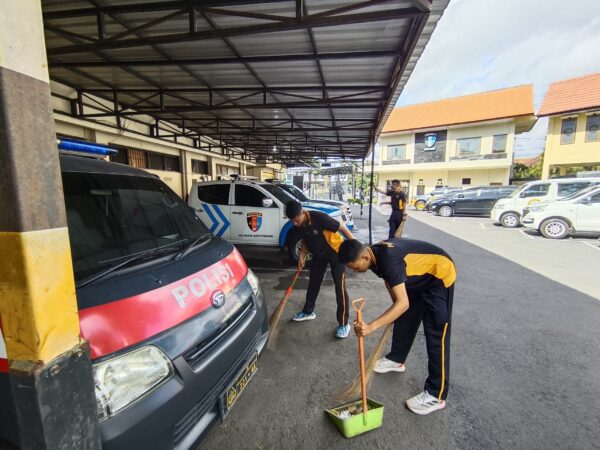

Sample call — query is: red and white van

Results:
[0,145,268,449]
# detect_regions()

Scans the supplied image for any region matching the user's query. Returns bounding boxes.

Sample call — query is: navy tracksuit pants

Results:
[301,254,349,326]
[386,283,454,400]
[388,210,404,239]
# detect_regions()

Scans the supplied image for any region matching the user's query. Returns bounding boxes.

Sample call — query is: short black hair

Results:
[338,239,365,264]
[285,200,303,219]
[391,179,400,185]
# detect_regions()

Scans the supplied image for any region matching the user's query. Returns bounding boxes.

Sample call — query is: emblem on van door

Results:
[424,133,437,149]
[211,290,226,308]
[247,212,262,232]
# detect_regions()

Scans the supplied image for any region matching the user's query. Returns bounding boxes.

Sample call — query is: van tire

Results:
[540,218,570,239]
[439,206,453,217]
[500,212,520,228]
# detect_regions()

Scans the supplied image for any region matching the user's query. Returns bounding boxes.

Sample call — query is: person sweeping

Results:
[337,238,456,415]
[285,200,355,338]
[372,180,407,238]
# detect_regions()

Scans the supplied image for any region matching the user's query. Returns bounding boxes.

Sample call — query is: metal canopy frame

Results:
[42,0,445,164]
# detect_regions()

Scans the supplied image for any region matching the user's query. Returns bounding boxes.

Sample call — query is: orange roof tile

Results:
[538,72,600,117]
[382,85,534,133]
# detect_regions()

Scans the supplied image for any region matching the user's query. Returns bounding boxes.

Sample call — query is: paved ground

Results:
[403,208,600,299]
[200,206,600,449]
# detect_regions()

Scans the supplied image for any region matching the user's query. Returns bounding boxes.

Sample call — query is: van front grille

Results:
[182,299,253,367]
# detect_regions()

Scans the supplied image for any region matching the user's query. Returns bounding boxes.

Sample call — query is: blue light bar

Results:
[57,138,118,156]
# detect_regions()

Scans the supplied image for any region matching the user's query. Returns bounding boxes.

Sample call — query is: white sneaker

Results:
[373,357,406,373]
[405,391,446,415]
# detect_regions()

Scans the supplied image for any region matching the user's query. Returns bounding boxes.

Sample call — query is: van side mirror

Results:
[262,198,274,208]
[579,197,592,205]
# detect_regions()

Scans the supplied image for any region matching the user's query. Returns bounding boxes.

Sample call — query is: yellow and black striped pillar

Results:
[0,2,100,449]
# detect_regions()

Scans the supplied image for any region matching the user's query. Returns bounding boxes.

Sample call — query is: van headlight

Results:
[246,269,261,297]
[94,346,173,421]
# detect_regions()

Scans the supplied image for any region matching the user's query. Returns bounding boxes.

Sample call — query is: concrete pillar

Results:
[0,2,101,449]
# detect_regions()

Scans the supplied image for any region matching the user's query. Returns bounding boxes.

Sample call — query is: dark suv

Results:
[430,186,518,217]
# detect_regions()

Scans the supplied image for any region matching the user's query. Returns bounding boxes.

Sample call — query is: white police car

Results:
[188,178,346,261]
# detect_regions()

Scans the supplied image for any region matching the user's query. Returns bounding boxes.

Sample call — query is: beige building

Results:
[52,82,255,198]
[538,72,600,179]
[376,85,536,198]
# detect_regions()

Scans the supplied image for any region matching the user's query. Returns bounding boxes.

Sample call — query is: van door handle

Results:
[197,209,204,213]
[232,211,243,215]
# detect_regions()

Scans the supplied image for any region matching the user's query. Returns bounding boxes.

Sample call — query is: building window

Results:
[586,115,600,142]
[560,118,577,144]
[457,137,481,156]
[109,148,128,165]
[492,134,507,153]
[387,144,406,160]
[128,148,148,169]
[191,159,209,174]
[216,164,238,177]
[108,148,180,172]
[462,178,471,185]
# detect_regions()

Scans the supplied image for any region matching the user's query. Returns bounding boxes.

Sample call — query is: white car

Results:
[188,178,345,260]
[521,186,600,239]
[267,181,354,230]
[491,178,600,228]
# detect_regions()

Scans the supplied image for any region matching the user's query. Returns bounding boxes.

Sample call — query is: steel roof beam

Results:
[47,7,422,55]
[49,49,401,67]
[78,85,387,93]
[43,1,291,20]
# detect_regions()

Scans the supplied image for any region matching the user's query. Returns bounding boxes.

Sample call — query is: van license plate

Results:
[222,352,258,417]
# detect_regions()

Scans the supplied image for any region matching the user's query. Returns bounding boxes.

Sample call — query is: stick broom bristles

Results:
[267,268,301,350]
[334,323,393,403]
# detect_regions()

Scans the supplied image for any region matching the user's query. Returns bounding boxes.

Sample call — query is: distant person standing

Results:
[373,179,407,238]
[335,178,344,201]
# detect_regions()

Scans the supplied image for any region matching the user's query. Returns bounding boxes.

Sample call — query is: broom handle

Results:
[352,298,368,417]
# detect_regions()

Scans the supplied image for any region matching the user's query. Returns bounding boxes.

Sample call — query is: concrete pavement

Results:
[200,206,600,449]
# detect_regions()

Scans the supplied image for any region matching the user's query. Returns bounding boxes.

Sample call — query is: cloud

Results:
[397,0,600,156]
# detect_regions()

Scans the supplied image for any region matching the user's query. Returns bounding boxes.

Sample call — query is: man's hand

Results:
[354,320,374,337]
[402,213,408,222]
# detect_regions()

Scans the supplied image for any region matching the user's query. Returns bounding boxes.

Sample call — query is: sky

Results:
[396,0,600,157]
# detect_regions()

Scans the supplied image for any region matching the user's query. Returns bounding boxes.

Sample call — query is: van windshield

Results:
[62,171,209,281]
[509,186,525,198]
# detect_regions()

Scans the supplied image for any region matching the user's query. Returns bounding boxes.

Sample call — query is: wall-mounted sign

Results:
[415,130,447,163]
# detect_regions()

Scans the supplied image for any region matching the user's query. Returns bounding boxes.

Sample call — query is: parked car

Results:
[411,187,462,211]
[430,186,518,217]
[521,185,600,239]
[265,180,354,229]
[1,143,269,450]
[491,177,600,228]
[188,178,345,261]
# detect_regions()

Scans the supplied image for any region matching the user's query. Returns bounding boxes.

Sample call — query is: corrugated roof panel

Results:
[42,0,449,162]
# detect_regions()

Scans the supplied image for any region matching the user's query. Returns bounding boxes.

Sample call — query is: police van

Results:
[491,177,600,227]
[188,179,347,261]
[0,141,269,450]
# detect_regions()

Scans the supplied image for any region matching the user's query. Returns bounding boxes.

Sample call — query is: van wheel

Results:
[500,212,520,228]
[540,218,570,239]
[415,200,426,211]
[439,206,453,217]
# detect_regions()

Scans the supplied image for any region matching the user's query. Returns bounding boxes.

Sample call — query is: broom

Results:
[334,322,393,403]
[267,258,304,350]
[335,217,406,402]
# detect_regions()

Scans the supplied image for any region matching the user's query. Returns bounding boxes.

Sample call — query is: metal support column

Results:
[368,135,376,245]
[0,2,100,449]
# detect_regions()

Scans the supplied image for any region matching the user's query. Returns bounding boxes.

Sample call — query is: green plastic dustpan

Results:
[325,398,384,438]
